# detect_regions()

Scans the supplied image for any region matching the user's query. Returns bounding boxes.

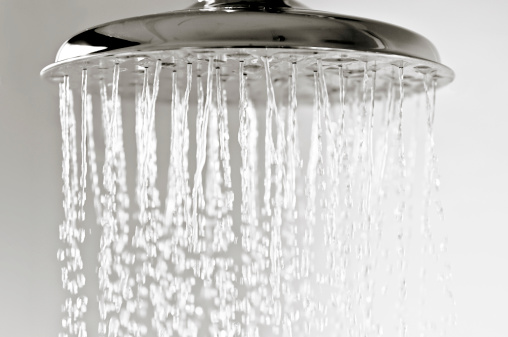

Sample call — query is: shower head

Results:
[41,0,454,89]
[46,2,456,337]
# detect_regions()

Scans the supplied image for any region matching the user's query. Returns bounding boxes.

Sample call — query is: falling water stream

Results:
[56,55,454,337]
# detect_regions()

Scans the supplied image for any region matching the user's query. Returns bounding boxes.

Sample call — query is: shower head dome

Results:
[41,0,454,89]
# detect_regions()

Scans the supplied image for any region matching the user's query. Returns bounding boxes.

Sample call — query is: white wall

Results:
[1,0,507,336]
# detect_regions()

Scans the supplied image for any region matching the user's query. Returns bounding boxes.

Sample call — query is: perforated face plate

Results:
[41,48,452,100]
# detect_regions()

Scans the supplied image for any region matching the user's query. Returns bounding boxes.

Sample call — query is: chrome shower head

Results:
[41,0,454,90]
[44,3,456,337]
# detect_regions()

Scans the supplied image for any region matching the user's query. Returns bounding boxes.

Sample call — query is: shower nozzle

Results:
[41,0,454,87]
[47,2,455,337]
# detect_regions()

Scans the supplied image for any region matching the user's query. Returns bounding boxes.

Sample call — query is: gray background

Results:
[1,0,507,336]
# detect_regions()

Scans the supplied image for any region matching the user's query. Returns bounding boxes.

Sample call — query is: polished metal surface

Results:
[189,0,309,9]
[41,0,454,84]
